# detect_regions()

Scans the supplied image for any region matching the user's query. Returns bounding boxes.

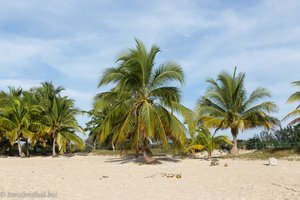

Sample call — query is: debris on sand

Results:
[210,159,219,166]
[144,173,182,179]
[144,174,156,178]
[176,174,182,179]
[268,158,278,166]
[99,175,109,180]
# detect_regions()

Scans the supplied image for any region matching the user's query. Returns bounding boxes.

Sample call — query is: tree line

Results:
[0,83,84,157]
[1,39,299,161]
[86,39,300,162]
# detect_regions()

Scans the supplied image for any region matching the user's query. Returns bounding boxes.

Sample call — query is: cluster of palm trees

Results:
[1,39,299,160]
[91,39,299,161]
[0,83,85,157]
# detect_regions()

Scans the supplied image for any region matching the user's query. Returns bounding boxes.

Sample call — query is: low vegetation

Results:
[221,148,300,160]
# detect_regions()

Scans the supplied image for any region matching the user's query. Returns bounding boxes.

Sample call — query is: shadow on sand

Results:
[105,154,182,165]
[61,152,90,157]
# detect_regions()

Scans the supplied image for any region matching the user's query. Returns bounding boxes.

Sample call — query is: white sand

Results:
[0,155,299,200]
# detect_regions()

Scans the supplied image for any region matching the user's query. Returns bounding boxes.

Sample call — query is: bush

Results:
[245,137,264,150]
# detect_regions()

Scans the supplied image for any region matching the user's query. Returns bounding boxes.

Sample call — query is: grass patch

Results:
[221,148,300,160]
[90,150,124,156]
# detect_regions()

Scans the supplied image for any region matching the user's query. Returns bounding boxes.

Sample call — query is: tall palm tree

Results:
[196,68,278,154]
[185,127,233,160]
[284,81,300,125]
[95,39,192,163]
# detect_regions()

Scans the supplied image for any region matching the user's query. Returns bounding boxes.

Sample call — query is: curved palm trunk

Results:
[52,136,57,157]
[142,138,156,164]
[143,151,155,163]
[111,142,115,151]
[17,137,25,158]
[230,128,239,154]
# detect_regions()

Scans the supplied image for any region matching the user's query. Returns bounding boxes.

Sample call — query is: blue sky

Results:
[0,0,300,139]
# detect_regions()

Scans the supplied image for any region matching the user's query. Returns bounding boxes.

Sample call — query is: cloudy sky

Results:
[0,0,299,139]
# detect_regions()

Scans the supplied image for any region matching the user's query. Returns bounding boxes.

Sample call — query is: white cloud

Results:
[0,79,41,91]
[0,0,299,138]
[61,88,95,111]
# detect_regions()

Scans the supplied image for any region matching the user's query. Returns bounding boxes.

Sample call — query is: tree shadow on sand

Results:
[61,152,90,157]
[105,154,182,165]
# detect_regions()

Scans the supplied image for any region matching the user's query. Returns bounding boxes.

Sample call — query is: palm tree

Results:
[34,82,85,156]
[196,68,278,154]
[23,90,48,154]
[35,82,64,104]
[42,96,85,156]
[85,110,106,150]
[95,39,192,163]
[0,88,39,157]
[185,127,233,160]
[284,81,300,125]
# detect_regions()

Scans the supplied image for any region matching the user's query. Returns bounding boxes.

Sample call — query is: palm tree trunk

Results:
[111,142,115,151]
[208,151,212,160]
[143,150,155,163]
[25,139,30,157]
[191,149,196,159]
[52,136,57,157]
[17,137,25,158]
[93,140,96,150]
[230,128,239,154]
[142,137,156,164]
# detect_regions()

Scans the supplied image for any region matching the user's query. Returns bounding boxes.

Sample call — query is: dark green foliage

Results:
[242,125,300,150]
[273,125,300,147]
[245,137,264,150]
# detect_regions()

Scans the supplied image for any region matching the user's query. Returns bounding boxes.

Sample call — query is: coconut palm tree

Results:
[196,68,278,154]
[0,88,40,157]
[35,82,64,106]
[185,127,233,160]
[32,82,84,156]
[95,39,192,163]
[42,96,85,156]
[85,110,106,150]
[23,90,48,153]
[284,81,300,125]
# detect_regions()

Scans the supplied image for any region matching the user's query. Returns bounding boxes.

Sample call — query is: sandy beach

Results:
[0,155,299,200]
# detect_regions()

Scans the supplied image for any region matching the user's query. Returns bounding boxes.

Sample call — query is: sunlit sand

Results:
[0,155,299,200]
